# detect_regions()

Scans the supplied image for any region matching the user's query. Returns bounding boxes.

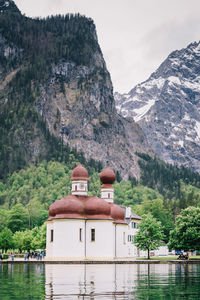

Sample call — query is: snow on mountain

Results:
[115,41,200,173]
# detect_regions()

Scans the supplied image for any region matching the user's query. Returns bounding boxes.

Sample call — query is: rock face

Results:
[0,1,152,179]
[115,41,200,173]
[35,60,151,180]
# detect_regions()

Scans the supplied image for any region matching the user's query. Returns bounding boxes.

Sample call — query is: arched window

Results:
[50,230,54,242]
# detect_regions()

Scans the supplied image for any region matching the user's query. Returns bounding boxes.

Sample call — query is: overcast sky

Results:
[14,0,200,93]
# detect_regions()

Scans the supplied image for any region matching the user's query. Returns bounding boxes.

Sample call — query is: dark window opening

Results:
[79,228,82,242]
[91,229,95,242]
[128,235,133,242]
[50,229,54,242]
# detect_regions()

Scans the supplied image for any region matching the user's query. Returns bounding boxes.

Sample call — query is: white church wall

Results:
[116,224,129,257]
[47,219,85,259]
[85,220,115,259]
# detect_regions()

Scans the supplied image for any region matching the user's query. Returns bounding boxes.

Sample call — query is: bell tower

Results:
[100,167,116,203]
[71,164,89,196]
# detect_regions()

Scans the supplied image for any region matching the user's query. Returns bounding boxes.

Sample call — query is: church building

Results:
[46,164,142,259]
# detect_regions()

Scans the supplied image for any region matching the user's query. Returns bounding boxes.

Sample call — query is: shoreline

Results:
[1,259,200,264]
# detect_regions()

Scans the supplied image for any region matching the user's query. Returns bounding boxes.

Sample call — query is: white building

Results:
[46,164,142,260]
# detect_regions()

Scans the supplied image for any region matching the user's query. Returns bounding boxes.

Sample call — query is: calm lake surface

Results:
[0,263,200,299]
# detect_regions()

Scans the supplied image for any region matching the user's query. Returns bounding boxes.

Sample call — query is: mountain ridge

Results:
[115,41,200,173]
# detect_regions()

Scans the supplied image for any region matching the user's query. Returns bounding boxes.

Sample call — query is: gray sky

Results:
[14,0,200,93]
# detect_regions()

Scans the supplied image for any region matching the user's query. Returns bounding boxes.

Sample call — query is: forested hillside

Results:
[0,157,199,242]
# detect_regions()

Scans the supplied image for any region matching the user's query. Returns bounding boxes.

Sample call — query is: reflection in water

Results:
[0,263,45,300]
[0,263,200,299]
[45,263,200,300]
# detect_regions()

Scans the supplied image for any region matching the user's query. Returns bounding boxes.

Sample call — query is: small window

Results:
[91,229,95,242]
[132,222,137,229]
[123,232,126,244]
[50,230,54,242]
[75,185,77,191]
[79,228,82,242]
[128,235,133,242]
[108,193,110,198]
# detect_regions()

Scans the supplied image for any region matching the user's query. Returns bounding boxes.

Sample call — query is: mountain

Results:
[0,1,152,180]
[0,0,20,13]
[115,41,200,173]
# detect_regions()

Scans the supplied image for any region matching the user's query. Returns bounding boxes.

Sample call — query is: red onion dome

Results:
[71,163,89,181]
[48,195,85,220]
[85,196,112,218]
[110,203,125,223]
[100,167,116,184]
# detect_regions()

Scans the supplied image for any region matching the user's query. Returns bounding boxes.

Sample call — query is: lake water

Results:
[0,263,200,299]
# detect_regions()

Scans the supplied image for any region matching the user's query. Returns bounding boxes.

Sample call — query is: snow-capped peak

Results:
[115,40,200,173]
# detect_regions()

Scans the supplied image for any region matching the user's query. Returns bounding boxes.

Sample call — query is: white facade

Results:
[115,224,129,257]
[46,217,142,259]
[46,219,137,259]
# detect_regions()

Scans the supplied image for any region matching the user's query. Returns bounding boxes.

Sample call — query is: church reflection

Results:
[45,263,200,299]
[45,264,142,299]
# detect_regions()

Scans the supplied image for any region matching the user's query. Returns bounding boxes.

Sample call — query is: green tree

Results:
[26,199,48,229]
[0,209,8,231]
[31,224,46,250]
[134,214,164,259]
[169,206,200,251]
[133,197,173,242]
[0,228,14,252]
[13,231,24,253]
[22,230,33,251]
[7,203,28,232]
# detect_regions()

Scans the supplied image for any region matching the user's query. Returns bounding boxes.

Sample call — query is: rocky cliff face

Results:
[34,59,151,180]
[115,41,200,173]
[0,1,152,179]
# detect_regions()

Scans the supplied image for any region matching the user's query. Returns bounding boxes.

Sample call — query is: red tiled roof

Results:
[48,194,125,223]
